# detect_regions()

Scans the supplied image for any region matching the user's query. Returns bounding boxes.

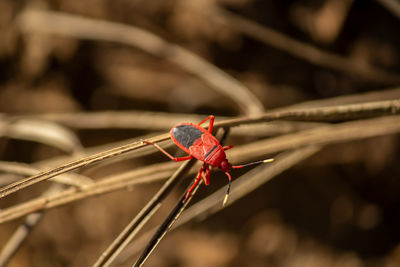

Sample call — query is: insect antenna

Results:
[222,158,274,205]
[232,158,274,169]
[223,172,232,206]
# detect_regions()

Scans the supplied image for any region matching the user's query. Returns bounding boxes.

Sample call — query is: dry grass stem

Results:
[94,159,196,267]
[1,2,399,266]
[7,88,400,130]
[132,177,203,267]
[17,9,264,115]
[1,114,400,224]
[0,99,399,266]
[281,87,400,109]
[0,133,169,199]
[0,99,399,200]
[0,161,93,187]
[0,212,43,267]
[218,98,400,128]
[0,119,83,154]
[0,162,176,224]
[11,111,322,137]
[0,184,65,267]
[227,115,400,162]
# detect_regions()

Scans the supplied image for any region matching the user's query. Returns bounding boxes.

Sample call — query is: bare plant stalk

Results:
[0,184,65,267]
[0,133,169,199]
[0,164,175,223]
[282,87,400,109]
[0,99,399,200]
[218,98,400,128]
[94,159,196,267]
[2,114,400,224]
[7,88,400,130]
[0,212,42,267]
[132,177,202,267]
[0,161,93,187]
[6,112,322,138]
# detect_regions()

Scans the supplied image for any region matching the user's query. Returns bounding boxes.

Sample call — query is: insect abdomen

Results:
[171,124,203,149]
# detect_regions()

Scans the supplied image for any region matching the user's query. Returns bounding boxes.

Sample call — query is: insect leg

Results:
[198,115,215,133]
[142,140,192,162]
[185,164,206,201]
[201,164,211,185]
[222,145,234,151]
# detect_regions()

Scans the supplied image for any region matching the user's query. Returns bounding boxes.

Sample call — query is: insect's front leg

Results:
[198,115,215,133]
[142,140,192,162]
[223,145,234,151]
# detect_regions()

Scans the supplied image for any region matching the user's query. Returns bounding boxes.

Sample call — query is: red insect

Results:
[143,115,273,205]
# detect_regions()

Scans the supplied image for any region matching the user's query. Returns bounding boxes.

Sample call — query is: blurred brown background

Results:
[0,0,400,266]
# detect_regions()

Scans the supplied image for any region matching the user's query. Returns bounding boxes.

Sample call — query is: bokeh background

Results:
[1,0,400,266]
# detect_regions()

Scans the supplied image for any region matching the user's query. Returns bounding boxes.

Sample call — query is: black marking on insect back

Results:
[204,145,218,160]
[172,125,203,148]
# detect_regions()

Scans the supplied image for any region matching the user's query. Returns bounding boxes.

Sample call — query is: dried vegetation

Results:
[0,0,400,266]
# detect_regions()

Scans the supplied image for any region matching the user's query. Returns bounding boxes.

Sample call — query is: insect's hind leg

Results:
[198,115,215,133]
[142,140,192,162]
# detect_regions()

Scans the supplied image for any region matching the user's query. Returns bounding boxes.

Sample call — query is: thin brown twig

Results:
[3,111,321,138]
[8,88,400,130]
[280,87,400,109]
[0,119,84,154]
[0,162,175,224]
[132,178,202,267]
[17,9,264,115]
[217,98,400,128]
[0,161,93,188]
[3,87,397,174]
[0,98,399,200]
[0,134,162,187]
[0,133,168,199]
[226,115,400,162]
[2,114,400,224]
